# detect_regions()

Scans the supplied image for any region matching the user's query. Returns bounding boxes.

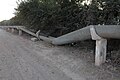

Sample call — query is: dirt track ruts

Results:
[0,29,74,80]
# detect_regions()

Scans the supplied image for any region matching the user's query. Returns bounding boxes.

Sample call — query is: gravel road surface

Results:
[0,29,73,80]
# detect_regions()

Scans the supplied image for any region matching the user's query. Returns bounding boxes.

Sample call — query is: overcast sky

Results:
[0,0,17,21]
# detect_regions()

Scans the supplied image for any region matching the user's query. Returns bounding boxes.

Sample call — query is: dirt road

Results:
[0,29,119,80]
[0,29,74,80]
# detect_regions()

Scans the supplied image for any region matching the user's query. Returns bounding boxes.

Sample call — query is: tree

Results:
[15,0,120,36]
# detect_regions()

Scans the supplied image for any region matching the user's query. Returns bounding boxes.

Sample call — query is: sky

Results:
[0,0,17,21]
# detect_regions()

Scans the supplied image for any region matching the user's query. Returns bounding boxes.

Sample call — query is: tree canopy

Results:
[1,0,119,36]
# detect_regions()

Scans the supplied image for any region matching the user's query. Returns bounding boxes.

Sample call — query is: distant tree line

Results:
[0,0,120,36]
[0,16,21,26]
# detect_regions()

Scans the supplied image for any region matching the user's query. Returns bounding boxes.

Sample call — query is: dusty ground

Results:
[0,29,120,80]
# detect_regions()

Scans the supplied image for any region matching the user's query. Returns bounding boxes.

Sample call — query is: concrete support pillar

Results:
[36,30,41,38]
[19,30,22,36]
[95,39,107,66]
[90,26,107,66]
[36,30,41,40]
[11,28,15,33]
[7,28,10,31]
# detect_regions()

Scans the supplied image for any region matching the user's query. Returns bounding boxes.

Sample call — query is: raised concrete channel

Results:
[0,25,120,66]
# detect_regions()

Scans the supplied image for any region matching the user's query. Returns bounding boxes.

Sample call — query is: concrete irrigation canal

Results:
[1,25,120,66]
[0,25,120,80]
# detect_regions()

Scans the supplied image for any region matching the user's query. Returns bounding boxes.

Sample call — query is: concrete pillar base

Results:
[19,30,22,36]
[95,39,107,66]
[11,28,15,33]
[36,30,41,37]
[36,30,41,40]
[7,28,10,31]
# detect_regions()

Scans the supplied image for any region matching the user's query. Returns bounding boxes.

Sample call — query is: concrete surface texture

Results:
[0,29,119,80]
[52,25,120,45]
